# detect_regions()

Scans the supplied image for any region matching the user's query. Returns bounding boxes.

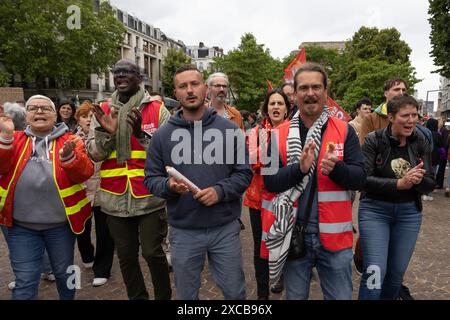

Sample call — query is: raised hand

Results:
[299,140,316,174]
[126,107,144,138]
[321,142,339,176]
[404,162,425,185]
[93,103,118,135]
[0,114,15,139]
[194,187,219,206]
[397,162,425,190]
[59,137,79,159]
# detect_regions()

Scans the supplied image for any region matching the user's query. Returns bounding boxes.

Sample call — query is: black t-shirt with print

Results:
[372,145,416,203]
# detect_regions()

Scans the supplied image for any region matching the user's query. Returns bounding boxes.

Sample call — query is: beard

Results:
[213,94,227,103]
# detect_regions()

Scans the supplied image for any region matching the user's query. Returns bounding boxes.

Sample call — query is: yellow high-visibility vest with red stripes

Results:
[98,101,162,198]
[260,117,353,258]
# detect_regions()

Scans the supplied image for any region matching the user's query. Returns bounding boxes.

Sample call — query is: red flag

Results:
[327,97,351,122]
[266,79,273,91]
[283,47,306,83]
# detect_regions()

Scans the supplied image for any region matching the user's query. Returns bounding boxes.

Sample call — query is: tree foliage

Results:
[161,48,192,98]
[330,27,419,111]
[212,33,283,112]
[0,0,125,89]
[428,0,450,78]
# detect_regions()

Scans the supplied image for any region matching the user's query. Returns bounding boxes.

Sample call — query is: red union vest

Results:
[0,132,92,234]
[260,120,296,259]
[260,117,352,257]
[98,101,161,198]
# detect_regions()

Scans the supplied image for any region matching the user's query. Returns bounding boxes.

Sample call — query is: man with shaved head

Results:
[87,59,172,300]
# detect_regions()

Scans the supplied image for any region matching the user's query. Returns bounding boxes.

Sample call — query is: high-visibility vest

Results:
[260,117,352,256]
[98,101,161,198]
[0,132,92,234]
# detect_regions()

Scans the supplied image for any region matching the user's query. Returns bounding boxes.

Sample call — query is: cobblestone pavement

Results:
[1,170,449,300]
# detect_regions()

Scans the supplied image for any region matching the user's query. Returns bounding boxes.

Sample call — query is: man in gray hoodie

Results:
[144,65,252,299]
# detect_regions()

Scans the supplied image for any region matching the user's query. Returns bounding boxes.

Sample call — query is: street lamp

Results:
[425,89,441,115]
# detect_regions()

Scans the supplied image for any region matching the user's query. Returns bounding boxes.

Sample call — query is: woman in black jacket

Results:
[358,95,434,300]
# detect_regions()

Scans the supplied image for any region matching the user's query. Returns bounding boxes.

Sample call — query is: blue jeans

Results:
[7,224,76,300]
[358,199,422,300]
[170,219,246,300]
[284,233,353,300]
[1,226,52,274]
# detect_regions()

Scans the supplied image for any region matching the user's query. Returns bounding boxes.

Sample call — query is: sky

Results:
[110,0,442,108]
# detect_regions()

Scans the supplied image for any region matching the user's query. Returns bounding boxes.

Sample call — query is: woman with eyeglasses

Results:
[0,94,94,300]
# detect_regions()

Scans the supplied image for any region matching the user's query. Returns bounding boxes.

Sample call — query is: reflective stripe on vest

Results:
[65,197,91,216]
[100,168,144,179]
[51,140,91,234]
[107,150,147,160]
[0,187,7,212]
[0,139,30,213]
[319,222,353,234]
[318,191,351,202]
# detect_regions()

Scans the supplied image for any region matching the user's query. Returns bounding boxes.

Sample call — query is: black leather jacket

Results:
[361,125,435,211]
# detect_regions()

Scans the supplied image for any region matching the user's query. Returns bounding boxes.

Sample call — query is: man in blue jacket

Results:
[144,65,252,300]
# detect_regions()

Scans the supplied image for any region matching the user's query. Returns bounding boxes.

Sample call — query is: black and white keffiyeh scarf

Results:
[265,107,330,283]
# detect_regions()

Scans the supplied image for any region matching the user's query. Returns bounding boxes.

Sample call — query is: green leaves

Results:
[0,0,125,89]
[212,33,283,112]
[428,0,450,78]
[161,48,192,98]
[330,26,419,112]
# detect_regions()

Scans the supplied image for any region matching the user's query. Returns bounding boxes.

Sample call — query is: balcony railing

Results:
[143,46,156,55]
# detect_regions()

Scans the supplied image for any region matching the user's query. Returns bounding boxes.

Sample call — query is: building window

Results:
[128,15,134,28]
[158,46,161,53]
[117,10,123,22]
[198,62,204,71]
[138,22,142,33]
[146,25,151,36]
[136,36,139,48]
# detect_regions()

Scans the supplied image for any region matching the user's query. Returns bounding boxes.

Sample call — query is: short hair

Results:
[173,65,203,85]
[281,83,294,91]
[383,77,408,92]
[207,72,229,87]
[56,100,76,123]
[26,94,56,112]
[293,62,328,92]
[260,88,292,117]
[355,98,372,110]
[75,100,94,121]
[387,95,418,116]
[4,102,26,131]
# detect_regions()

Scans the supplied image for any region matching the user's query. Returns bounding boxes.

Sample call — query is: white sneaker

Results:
[92,277,108,287]
[422,195,433,201]
[7,281,15,290]
[83,261,94,269]
[41,272,56,282]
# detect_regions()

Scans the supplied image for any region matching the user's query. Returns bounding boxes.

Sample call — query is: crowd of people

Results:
[0,58,449,301]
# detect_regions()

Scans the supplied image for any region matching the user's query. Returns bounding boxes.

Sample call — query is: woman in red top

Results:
[244,88,291,299]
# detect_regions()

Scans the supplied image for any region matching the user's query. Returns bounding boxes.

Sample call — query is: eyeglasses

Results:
[113,68,138,76]
[26,105,54,113]
[212,84,228,89]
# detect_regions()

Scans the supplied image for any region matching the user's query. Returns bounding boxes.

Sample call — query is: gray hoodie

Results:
[13,123,70,230]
